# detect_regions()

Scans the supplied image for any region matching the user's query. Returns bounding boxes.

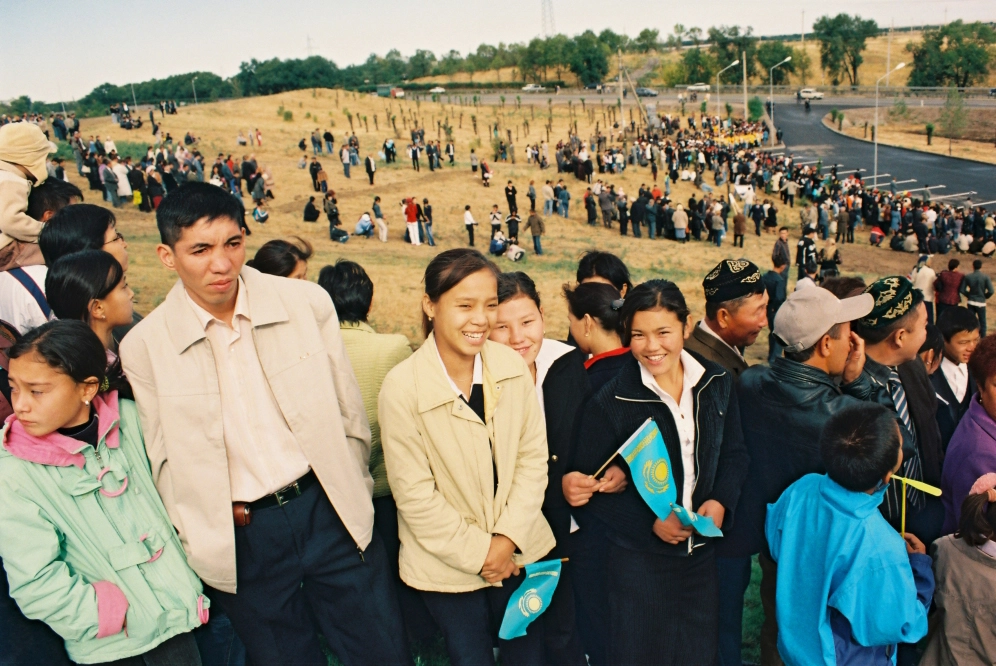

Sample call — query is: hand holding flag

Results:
[498,559,565,640]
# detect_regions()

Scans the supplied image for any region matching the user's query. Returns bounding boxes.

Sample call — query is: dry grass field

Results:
[75,87,995,367]
[830,106,996,164]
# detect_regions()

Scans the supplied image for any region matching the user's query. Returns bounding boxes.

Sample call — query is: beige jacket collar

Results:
[414,334,523,418]
[163,265,289,354]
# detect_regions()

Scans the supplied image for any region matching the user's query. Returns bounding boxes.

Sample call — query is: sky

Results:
[1,0,992,102]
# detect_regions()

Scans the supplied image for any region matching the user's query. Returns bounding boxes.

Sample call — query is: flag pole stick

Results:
[901,478,907,537]
[589,453,618,480]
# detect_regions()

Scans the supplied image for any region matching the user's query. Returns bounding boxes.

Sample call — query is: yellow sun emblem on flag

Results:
[518,589,544,616]
[643,458,671,495]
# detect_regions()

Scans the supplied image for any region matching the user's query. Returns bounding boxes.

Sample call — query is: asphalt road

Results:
[775,100,996,207]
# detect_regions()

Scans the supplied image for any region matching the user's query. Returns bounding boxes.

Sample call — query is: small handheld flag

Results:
[891,475,942,536]
[498,560,563,640]
[591,418,677,523]
[671,504,723,538]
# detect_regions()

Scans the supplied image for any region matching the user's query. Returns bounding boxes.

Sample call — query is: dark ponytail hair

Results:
[246,237,313,278]
[9,320,106,389]
[956,491,996,547]
[422,249,499,338]
[497,272,540,307]
[45,250,124,324]
[562,282,623,336]
[618,279,690,346]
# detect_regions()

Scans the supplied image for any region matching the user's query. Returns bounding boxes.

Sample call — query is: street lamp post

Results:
[875,62,906,181]
[770,56,791,146]
[716,60,740,119]
[192,76,199,105]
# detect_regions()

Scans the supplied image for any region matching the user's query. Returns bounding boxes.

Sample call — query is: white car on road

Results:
[686,82,710,92]
[799,88,824,100]
[522,84,546,92]
[428,86,446,94]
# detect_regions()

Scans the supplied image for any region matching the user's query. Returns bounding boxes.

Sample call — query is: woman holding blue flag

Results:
[571,279,748,665]
[490,271,591,666]
[379,249,555,666]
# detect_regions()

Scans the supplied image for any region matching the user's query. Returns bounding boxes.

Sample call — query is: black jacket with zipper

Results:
[571,352,748,556]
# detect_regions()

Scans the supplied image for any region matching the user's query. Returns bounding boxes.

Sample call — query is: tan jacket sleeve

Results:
[0,171,43,244]
[492,377,549,550]
[379,375,492,575]
[119,332,173,511]
[314,290,371,467]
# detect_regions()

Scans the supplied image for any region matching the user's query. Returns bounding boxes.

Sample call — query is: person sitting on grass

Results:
[766,402,934,665]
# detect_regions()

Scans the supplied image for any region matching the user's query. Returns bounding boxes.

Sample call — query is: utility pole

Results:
[886,20,893,86]
[801,10,806,85]
[742,51,748,121]
[306,35,315,57]
[192,76,199,105]
[130,82,137,109]
[618,48,624,118]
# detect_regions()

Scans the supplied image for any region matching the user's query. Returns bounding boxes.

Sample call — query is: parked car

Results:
[686,82,710,92]
[990,88,996,98]
[428,86,446,94]
[584,82,603,90]
[635,87,659,97]
[799,88,824,100]
[522,84,546,93]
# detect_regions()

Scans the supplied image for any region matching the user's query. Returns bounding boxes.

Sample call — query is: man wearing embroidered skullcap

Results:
[685,258,768,380]
[687,257,766,666]
[853,276,944,547]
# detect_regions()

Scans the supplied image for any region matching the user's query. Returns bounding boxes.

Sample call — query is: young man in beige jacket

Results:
[121,183,410,666]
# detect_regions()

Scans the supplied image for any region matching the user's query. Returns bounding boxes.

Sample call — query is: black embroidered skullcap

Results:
[702,259,764,304]
[857,276,916,330]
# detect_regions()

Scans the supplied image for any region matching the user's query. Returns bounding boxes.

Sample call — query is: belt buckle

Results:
[274,481,301,506]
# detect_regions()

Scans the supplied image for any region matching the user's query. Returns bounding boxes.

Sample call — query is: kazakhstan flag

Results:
[498,560,563,640]
[615,418,677,522]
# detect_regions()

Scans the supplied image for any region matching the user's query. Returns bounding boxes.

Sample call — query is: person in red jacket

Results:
[934,258,964,323]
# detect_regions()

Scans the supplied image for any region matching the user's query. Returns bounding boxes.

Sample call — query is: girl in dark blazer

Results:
[490,271,588,666]
[571,279,748,665]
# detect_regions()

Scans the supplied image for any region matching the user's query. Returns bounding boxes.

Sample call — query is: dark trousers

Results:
[207,483,411,666]
[569,522,610,666]
[971,304,988,337]
[1,556,73,666]
[98,633,202,666]
[733,233,744,247]
[924,301,935,326]
[715,556,752,666]
[192,604,246,666]
[759,551,783,666]
[528,195,536,211]
[373,495,437,643]
[467,225,475,246]
[367,171,374,185]
[420,572,544,666]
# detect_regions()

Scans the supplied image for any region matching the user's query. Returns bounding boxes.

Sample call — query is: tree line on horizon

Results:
[4,17,993,119]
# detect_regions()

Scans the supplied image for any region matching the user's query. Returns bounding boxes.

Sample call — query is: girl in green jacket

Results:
[0,320,207,665]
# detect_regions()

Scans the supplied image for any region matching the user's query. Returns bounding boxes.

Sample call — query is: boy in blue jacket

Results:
[766,402,934,665]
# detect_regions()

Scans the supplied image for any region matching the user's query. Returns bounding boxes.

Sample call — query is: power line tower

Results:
[306,35,316,57]
[541,0,556,37]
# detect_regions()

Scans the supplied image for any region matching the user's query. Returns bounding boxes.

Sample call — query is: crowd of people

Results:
[4,97,996,666]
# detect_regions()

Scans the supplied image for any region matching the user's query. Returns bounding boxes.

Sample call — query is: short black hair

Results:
[46,250,124,323]
[704,287,766,320]
[156,182,242,247]
[820,403,901,492]
[974,259,983,270]
[246,237,313,278]
[497,271,540,308]
[26,178,83,220]
[937,306,980,341]
[318,259,374,324]
[920,323,944,358]
[39,203,115,265]
[576,251,633,294]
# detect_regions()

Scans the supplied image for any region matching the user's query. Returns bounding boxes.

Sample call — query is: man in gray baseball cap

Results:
[718,285,876,665]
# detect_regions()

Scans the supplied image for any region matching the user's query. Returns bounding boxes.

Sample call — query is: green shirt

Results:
[339,321,413,497]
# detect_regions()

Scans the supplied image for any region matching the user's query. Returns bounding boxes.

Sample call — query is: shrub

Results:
[283,110,293,121]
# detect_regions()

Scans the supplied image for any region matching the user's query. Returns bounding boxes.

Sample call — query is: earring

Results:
[84,400,90,406]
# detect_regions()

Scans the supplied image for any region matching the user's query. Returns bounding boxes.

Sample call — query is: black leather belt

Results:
[232,470,317,527]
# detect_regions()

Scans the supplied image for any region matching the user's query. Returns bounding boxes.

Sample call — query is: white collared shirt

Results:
[435,347,482,401]
[638,350,706,510]
[533,339,574,419]
[184,278,311,502]
[698,320,745,361]
[941,356,969,403]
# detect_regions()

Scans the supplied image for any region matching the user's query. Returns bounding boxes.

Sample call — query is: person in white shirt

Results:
[103,135,116,155]
[464,204,478,247]
[911,255,937,325]
[932,306,981,448]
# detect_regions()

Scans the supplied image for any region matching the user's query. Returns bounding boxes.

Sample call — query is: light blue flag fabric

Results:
[615,418,677,522]
[671,504,724,537]
[498,560,563,640]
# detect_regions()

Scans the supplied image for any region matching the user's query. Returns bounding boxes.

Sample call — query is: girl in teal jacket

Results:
[0,320,207,664]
